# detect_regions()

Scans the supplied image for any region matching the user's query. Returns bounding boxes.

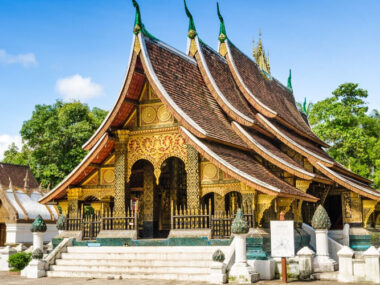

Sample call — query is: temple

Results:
[39,1,380,247]
[0,163,58,245]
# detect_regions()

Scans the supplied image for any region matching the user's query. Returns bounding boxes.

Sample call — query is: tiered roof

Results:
[40,1,380,204]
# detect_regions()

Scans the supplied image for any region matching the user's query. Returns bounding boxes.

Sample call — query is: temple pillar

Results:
[113,130,129,216]
[186,145,200,209]
[67,188,82,216]
[58,201,68,216]
[143,163,155,238]
[294,179,312,224]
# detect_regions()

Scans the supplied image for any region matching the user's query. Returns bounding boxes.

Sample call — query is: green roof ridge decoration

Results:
[212,249,225,262]
[311,205,331,230]
[217,2,227,43]
[132,0,157,40]
[184,0,197,39]
[231,209,249,234]
[56,214,66,231]
[287,69,293,92]
[30,215,47,233]
[32,248,44,260]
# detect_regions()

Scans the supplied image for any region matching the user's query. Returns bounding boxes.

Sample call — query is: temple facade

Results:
[0,163,58,245]
[39,1,380,245]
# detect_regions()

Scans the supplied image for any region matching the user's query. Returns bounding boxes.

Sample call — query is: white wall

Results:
[6,223,57,244]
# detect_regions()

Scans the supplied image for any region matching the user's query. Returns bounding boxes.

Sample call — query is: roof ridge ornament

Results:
[132,0,142,35]
[287,69,293,92]
[131,0,156,40]
[217,2,226,43]
[184,0,197,39]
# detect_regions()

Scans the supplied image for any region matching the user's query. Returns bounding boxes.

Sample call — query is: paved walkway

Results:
[0,272,362,285]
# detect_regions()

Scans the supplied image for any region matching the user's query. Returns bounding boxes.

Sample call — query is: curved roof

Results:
[225,40,329,148]
[5,189,57,221]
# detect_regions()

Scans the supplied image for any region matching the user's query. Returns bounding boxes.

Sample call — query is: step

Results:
[66,246,228,253]
[60,252,212,260]
[50,264,210,274]
[47,270,210,281]
[55,258,211,267]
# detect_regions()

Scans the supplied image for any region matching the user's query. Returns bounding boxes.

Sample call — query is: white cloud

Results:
[0,49,37,67]
[56,74,103,102]
[0,134,22,160]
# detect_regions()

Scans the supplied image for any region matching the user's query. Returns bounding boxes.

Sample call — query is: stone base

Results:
[313,256,337,272]
[168,229,212,239]
[229,263,260,283]
[56,231,82,240]
[22,259,46,278]
[97,230,137,240]
[210,262,227,284]
[247,259,275,280]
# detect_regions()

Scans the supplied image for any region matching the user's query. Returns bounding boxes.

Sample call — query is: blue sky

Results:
[1,0,379,157]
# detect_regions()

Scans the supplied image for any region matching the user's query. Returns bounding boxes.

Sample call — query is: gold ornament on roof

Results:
[252,30,271,75]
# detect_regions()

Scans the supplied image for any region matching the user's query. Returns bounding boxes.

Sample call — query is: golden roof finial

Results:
[252,29,271,74]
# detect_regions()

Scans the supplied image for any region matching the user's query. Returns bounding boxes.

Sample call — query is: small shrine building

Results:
[39,1,380,244]
[0,163,58,245]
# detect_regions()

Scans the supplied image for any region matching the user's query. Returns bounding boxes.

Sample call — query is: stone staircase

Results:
[47,245,229,281]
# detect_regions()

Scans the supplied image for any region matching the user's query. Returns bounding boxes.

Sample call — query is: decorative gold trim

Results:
[277,198,294,219]
[134,38,141,54]
[219,42,227,57]
[256,194,276,227]
[363,200,378,228]
[295,179,312,192]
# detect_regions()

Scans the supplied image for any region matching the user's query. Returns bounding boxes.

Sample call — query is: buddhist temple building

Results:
[0,163,58,245]
[39,1,380,247]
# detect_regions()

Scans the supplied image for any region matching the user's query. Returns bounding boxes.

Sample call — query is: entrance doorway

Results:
[324,195,343,229]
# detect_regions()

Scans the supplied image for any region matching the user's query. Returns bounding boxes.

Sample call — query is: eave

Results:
[180,126,318,203]
[311,160,380,201]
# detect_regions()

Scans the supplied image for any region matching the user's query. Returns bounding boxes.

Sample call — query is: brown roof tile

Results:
[228,42,327,147]
[197,41,257,124]
[144,37,246,149]
[0,163,39,189]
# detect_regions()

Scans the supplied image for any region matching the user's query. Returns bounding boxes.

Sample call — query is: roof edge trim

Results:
[225,40,277,118]
[139,34,208,138]
[314,161,380,201]
[257,114,334,166]
[232,121,315,180]
[195,37,255,127]
[39,133,109,204]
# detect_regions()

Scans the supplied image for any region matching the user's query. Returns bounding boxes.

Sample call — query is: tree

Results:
[309,83,379,188]
[2,100,107,188]
[297,98,313,118]
[2,143,31,166]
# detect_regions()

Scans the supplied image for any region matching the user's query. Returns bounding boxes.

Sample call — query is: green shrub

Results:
[8,252,32,271]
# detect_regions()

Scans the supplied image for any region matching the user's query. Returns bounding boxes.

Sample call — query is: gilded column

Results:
[67,188,82,216]
[143,163,155,238]
[113,130,129,216]
[186,145,200,209]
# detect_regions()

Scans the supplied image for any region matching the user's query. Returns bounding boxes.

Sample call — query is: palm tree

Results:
[297,98,313,118]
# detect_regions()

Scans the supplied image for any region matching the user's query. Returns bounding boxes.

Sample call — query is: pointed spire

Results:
[184,0,197,39]
[287,69,293,91]
[132,0,142,35]
[252,30,271,74]
[217,2,226,43]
